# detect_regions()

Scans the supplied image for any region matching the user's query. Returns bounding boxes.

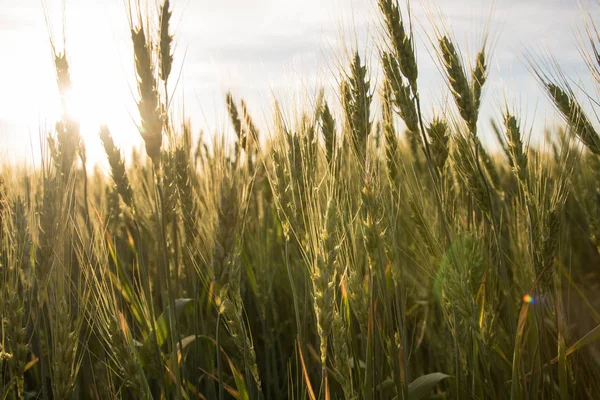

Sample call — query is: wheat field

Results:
[1,0,600,399]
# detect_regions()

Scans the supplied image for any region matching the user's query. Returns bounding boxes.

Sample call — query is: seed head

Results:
[132,25,163,161]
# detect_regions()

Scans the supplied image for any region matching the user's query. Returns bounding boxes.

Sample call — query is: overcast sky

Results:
[0,0,594,166]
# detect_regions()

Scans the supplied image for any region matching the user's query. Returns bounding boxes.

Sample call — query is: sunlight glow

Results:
[55,83,122,165]
[64,87,110,131]
[48,55,140,166]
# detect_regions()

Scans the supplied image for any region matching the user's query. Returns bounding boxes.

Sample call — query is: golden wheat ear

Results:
[158,0,173,85]
[131,25,163,163]
[545,83,600,155]
[99,125,134,209]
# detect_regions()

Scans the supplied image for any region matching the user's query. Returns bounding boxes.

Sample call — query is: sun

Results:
[59,80,136,166]
[64,86,109,130]
[59,85,110,163]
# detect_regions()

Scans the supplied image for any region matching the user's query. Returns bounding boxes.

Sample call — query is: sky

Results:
[0,0,594,167]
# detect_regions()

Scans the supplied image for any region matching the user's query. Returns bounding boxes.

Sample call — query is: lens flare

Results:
[523,294,535,304]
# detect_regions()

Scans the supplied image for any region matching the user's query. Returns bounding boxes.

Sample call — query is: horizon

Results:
[0,0,594,168]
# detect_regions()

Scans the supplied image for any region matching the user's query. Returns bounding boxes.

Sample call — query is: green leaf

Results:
[511,303,530,400]
[138,298,195,367]
[408,373,450,400]
[377,379,396,391]
[1,378,13,399]
[566,322,600,357]
[227,356,250,400]
[377,379,398,397]
[106,250,146,330]
[155,298,195,347]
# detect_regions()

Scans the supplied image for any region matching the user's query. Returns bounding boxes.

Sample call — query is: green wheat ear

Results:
[433,235,485,303]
